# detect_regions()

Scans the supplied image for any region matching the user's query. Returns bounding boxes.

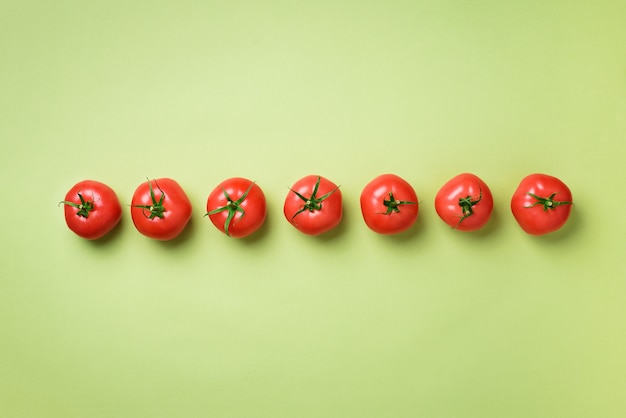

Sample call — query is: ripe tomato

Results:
[511,173,573,235]
[360,174,418,234]
[434,173,493,231]
[206,177,267,238]
[60,180,122,240]
[130,178,192,241]
[284,175,342,236]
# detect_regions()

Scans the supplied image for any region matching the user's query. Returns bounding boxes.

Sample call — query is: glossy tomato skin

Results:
[360,174,418,234]
[284,175,342,236]
[62,180,122,240]
[206,177,267,238]
[511,174,573,235]
[130,178,192,241]
[434,173,493,231]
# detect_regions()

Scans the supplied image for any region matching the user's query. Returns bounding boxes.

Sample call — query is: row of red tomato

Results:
[60,173,573,240]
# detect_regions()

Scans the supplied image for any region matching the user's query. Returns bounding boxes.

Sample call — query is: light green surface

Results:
[1,1,625,417]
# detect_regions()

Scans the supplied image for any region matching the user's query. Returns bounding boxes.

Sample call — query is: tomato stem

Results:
[379,191,417,215]
[455,188,482,228]
[59,192,94,218]
[205,182,255,237]
[526,192,572,211]
[132,178,166,219]
[289,176,340,221]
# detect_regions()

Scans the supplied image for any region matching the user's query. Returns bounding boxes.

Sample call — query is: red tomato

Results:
[360,174,419,234]
[434,173,493,231]
[60,180,122,240]
[130,178,192,241]
[511,173,573,235]
[284,175,342,236]
[206,177,267,238]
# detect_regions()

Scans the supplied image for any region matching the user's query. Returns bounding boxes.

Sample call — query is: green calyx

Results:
[205,182,255,237]
[59,192,94,218]
[455,188,482,228]
[290,176,339,221]
[380,191,417,215]
[132,179,166,220]
[526,192,572,211]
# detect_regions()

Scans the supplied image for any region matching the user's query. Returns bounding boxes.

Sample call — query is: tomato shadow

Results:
[312,201,353,243]
[88,217,125,247]
[159,215,198,248]
[446,206,503,240]
[236,211,272,245]
[471,206,502,238]
[528,204,582,243]
[476,207,501,237]
[370,211,424,243]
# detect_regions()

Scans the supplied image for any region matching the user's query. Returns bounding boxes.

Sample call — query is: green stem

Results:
[526,192,572,211]
[290,176,339,222]
[132,179,166,219]
[379,191,417,214]
[454,188,482,228]
[59,192,94,218]
[205,182,255,237]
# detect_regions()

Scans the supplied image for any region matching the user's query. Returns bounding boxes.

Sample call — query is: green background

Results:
[1,1,625,417]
